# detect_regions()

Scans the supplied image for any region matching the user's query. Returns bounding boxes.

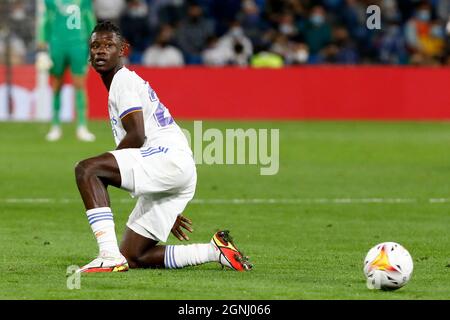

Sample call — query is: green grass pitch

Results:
[0,120,449,299]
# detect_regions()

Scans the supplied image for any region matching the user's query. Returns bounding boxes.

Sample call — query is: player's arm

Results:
[36,0,53,71]
[37,0,51,49]
[83,0,97,38]
[116,110,146,150]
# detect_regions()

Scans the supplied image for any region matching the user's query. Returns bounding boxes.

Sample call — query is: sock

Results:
[164,244,218,269]
[51,90,61,126]
[75,89,87,127]
[86,207,121,256]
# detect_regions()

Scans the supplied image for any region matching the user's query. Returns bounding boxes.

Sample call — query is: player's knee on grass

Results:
[119,248,143,269]
[120,240,164,269]
[122,255,139,269]
[119,238,140,269]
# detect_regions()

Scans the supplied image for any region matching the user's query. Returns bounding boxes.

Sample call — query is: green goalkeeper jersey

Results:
[38,0,96,45]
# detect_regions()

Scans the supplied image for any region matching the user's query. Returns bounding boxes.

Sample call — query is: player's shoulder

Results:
[110,67,148,99]
[115,67,144,83]
[111,67,139,89]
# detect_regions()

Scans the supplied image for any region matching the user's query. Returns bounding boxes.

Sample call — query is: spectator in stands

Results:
[300,5,332,63]
[216,20,253,66]
[285,36,309,65]
[405,1,446,65]
[94,0,126,26]
[339,0,373,60]
[175,2,215,64]
[321,0,344,12]
[12,0,450,66]
[265,0,306,27]
[227,40,251,66]
[436,0,450,22]
[0,33,26,65]
[201,21,253,67]
[237,0,269,48]
[10,0,34,61]
[278,11,300,39]
[397,0,423,24]
[270,32,290,62]
[381,0,402,24]
[147,0,186,28]
[142,24,184,66]
[321,25,359,64]
[120,0,154,63]
[202,35,230,66]
[377,20,408,64]
[250,43,284,68]
[442,35,450,65]
[265,0,286,24]
[209,0,242,36]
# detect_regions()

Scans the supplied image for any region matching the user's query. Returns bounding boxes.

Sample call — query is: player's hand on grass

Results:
[171,214,193,241]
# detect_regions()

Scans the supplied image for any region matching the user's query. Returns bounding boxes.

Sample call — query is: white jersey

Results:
[108,66,191,153]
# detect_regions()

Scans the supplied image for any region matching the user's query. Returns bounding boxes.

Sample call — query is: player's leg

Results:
[119,149,252,271]
[72,75,95,142]
[103,148,252,271]
[70,43,95,142]
[75,152,127,272]
[120,223,251,271]
[45,76,63,141]
[120,224,220,270]
[75,152,121,208]
[112,148,216,269]
[119,226,165,268]
[45,48,65,141]
[46,76,64,141]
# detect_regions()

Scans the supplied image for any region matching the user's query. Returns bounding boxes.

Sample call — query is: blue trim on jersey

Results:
[140,147,157,153]
[119,107,143,119]
[140,146,169,157]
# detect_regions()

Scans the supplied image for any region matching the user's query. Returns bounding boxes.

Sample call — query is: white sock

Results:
[164,243,218,269]
[86,207,121,256]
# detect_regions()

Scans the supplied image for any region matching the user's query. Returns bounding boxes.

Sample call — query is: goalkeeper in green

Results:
[37,0,97,142]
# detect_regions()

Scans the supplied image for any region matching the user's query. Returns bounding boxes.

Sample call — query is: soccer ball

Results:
[363,242,413,291]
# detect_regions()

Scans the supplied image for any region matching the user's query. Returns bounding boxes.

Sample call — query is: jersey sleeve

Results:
[115,75,143,120]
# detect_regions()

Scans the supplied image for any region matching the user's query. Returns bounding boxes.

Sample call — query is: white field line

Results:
[1,197,449,205]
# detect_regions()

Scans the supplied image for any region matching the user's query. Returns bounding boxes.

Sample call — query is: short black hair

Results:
[91,21,124,42]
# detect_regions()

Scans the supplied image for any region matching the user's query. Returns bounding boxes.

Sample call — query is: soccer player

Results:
[75,21,252,273]
[37,0,96,142]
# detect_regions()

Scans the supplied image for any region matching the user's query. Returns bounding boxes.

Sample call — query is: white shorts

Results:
[109,146,197,242]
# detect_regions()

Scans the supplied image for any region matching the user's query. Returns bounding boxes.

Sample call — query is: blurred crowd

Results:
[1,0,450,67]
